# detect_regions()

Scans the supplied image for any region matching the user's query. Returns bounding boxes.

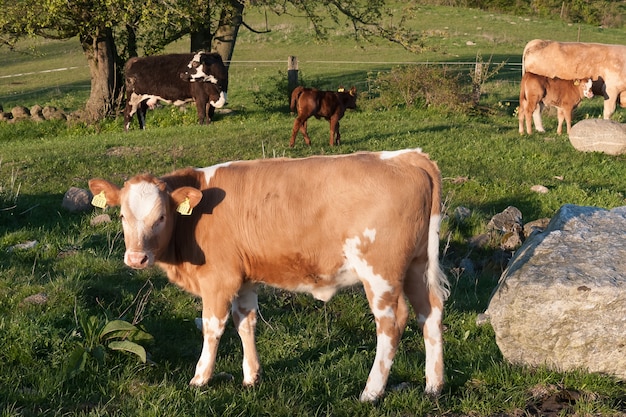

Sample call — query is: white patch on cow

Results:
[360,332,394,402]
[290,229,378,302]
[128,92,193,115]
[291,263,359,301]
[363,228,376,242]
[173,99,193,107]
[197,162,233,184]
[191,316,227,386]
[188,55,219,83]
[189,52,203,68]
[127,181,160,221]
[232,292,259,385]
[210,91,227,108]
[379,148,423,160]
[343,229,393,319]
[583,78,594,99]
[423,306,443,394]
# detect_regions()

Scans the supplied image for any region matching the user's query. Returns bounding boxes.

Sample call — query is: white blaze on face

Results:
[583,79,594,99]
[187,52,221,84]
[189,52,203,69]
[127,182,161,221]
[125,181,162,240]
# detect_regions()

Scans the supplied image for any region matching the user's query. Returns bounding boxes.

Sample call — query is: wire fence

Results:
[0,59,524,102]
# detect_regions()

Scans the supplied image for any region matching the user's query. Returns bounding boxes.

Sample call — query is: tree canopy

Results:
[0,1,423,122]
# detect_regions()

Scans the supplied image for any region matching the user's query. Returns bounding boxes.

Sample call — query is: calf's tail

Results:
[418,154,450,303]
[290,86,304,113]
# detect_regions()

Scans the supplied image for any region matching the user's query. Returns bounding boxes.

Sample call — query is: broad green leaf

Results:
[92,344,106,364]
[100,319,137,340]
[65,347,88,379]
[127,328,154,345]
[108,340,147,363]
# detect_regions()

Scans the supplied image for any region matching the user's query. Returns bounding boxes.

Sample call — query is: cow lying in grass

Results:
[518,72,593,135]
[289,86,357,147]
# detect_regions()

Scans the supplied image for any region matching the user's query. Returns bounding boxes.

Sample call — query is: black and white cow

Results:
[123,52,228,131]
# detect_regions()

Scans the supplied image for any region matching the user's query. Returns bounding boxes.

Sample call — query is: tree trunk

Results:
[80,27,123,122]
[211,0,244,67]
[190,28,213,52]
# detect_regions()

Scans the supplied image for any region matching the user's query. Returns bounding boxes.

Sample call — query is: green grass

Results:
[1,4,626,417]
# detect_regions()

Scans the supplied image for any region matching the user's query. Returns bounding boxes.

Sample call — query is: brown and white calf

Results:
[88,149,449,402]
[523,39,626,119]
[123,52,228,131]
[518,72,593,135]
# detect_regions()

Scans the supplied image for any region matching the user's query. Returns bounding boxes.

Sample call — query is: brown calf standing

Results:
[289,86,357,147]
[519,72,593,135]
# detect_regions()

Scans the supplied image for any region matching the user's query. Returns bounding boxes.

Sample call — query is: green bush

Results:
[368,65,472,112]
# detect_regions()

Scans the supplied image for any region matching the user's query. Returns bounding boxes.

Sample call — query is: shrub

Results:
[368,65,472,112]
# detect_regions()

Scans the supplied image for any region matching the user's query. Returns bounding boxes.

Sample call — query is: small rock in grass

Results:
[530,185,549,194]
[21,293,48,306]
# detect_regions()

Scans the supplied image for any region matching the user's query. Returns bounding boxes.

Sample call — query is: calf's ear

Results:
[170,187,203,216]
[88,179,121,208]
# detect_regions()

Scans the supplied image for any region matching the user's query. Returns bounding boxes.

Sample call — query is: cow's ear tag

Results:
[574,79,580,86]
[91,191,107,209]
[176,197,193,216]
[337,87,345,92]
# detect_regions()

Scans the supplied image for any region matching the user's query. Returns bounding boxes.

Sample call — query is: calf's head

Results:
[577,78,594,99]
[337,86,358,109]
[181,52,229,108]
[89,176,202,269]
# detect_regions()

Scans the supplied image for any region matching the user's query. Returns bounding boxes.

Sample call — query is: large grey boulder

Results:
[486,204,626,380]
[569,119,626,155]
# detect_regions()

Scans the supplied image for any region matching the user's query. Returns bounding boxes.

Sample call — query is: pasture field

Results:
[1,4,625,417]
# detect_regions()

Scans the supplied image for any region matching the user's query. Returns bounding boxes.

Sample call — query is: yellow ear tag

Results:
[574,79,580,86]
[337,87,345,92]
[176,197,193,216]
[91,191,107,209]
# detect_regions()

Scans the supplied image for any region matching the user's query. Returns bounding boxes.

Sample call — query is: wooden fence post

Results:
[288,56,299,100]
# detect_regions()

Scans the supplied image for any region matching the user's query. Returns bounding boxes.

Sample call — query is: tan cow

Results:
[518,72,593,135]
[522,39,626,119]
[88,149,449,402]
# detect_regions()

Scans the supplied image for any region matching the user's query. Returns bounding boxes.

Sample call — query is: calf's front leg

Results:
[190,297,229,386]
[329,116,341,146]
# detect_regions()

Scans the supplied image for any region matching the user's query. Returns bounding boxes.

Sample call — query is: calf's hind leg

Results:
[359,280,409,402]
[329,116,341,146]
[231,284,261,386]
[404,258,445,396]
[289,117,312,147]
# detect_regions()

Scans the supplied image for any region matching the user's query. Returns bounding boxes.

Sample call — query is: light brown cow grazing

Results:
[522,39,626,119]
[518,72,593,135]
[88,149,449,402]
